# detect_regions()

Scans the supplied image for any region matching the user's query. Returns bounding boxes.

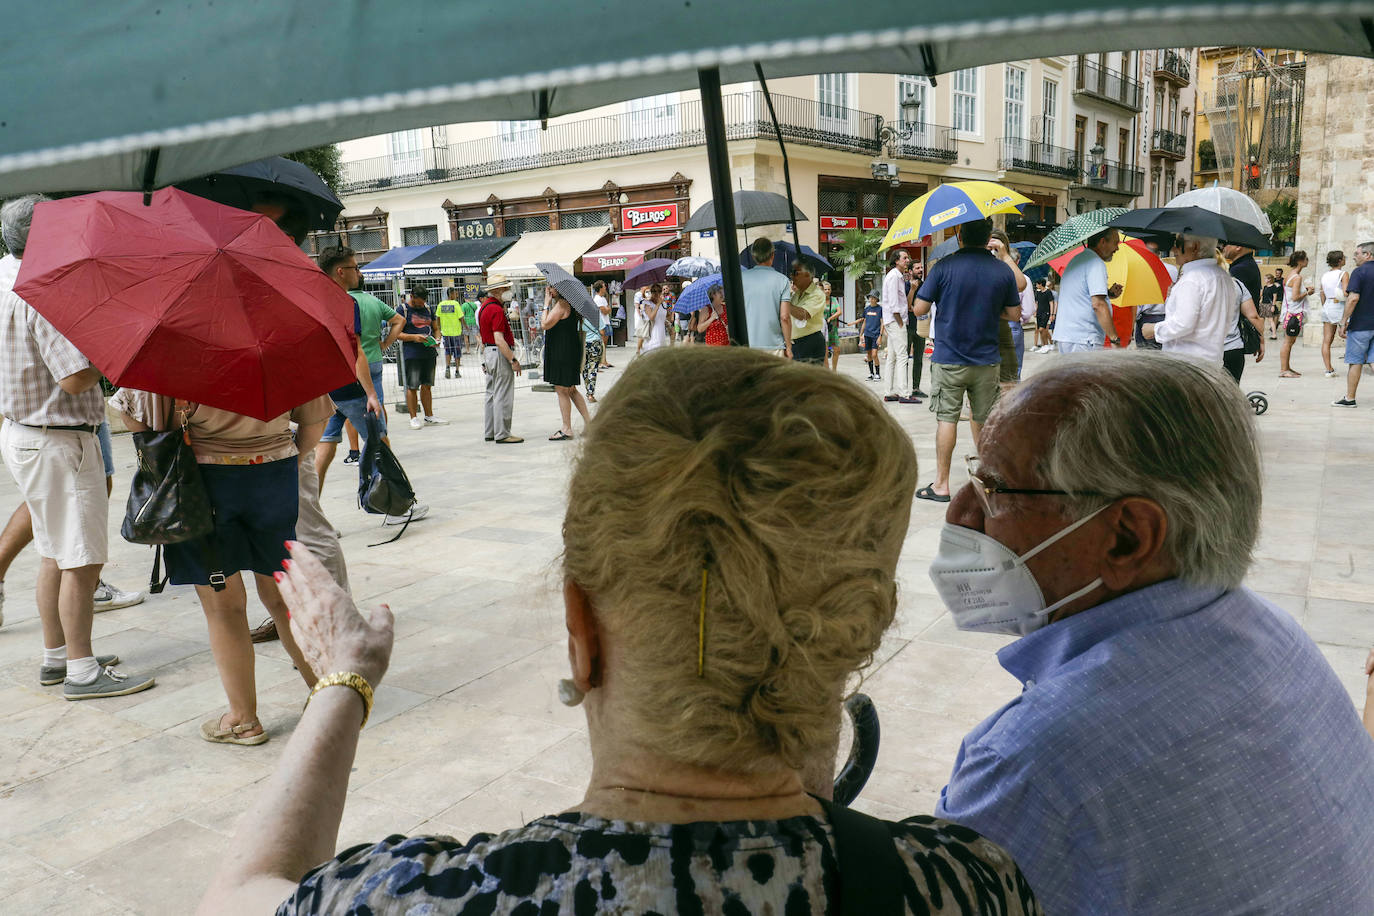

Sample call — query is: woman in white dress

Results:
[1319,250,1349,378]
[641,283,668,353]
[1279,250,1313,378]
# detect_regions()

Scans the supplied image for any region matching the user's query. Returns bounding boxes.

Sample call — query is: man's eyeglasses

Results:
[964,456,1104,518]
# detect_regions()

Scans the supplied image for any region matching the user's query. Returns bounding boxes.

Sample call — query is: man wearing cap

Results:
[479,276,523,443]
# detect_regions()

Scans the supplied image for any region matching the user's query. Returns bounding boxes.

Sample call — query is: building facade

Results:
[1295,53,1374,258]
[317,54,1194,315]
[1192,46,1306,202]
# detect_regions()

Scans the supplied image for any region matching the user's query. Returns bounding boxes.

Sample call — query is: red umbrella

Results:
[15,187,357,421]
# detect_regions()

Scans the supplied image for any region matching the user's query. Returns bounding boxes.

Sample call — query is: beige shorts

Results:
[1,421,108,569]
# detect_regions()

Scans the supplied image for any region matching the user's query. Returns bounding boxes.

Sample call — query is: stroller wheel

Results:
[1246,392,1268,415]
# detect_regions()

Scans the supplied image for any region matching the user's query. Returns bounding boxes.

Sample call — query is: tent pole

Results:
[754,64,803,267]
[698,67,748,346]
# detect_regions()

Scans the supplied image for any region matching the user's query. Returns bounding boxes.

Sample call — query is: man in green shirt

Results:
[436,287,466,378]
[316,287,404,490]
[460,293,480,351]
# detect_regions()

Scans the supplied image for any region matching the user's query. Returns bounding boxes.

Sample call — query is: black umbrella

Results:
[928,236,960,261]
[175,156,343,232]
[682,191,810,232]
[1106,206,1270,250]
[535,262,601,327]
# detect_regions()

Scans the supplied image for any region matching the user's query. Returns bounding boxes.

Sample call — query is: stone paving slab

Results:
[0,341,1370,914]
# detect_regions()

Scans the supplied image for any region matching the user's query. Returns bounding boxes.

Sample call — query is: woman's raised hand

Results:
[276,541,393,686]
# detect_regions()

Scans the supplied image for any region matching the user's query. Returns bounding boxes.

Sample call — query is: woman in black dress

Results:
[540,285,592,441]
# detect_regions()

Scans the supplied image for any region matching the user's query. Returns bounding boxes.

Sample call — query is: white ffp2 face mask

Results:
[928,505,1109,636]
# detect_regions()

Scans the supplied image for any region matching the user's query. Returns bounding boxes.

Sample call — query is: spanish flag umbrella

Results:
[879,181,1031,251]
[1048,237,1173,345]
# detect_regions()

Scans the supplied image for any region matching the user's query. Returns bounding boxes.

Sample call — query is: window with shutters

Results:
[402,226,439,247]
[952,69,980,137]
[1004,66,1027,141]
[504,214,551,236]
[817,74,854,134]
[560,209,610,229]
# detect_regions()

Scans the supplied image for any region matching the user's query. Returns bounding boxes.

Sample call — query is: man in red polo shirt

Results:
[479,275,523,443]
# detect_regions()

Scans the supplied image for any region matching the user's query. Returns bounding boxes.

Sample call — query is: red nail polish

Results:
[284,540,293,550]
[273,571,283,583]
[282,559,292,571]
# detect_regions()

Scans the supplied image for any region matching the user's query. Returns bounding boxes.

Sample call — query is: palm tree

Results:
[832,228,886,296]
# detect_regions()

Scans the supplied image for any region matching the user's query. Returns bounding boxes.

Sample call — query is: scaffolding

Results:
[1202,49,1304,202]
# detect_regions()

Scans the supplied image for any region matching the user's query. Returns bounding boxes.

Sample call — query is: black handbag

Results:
[358,412,417,545]
[120,400,223,593]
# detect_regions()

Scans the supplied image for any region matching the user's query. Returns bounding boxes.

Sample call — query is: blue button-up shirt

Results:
[936,579,1374,915]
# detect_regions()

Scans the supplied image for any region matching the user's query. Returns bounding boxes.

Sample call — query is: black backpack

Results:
[357,412,417,544]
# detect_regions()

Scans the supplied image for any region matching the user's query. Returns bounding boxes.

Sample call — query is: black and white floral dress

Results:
[278,811,1040,915]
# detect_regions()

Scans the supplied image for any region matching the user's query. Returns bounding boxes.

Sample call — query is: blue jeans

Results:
[1009,321,1025,379]
[322,397,384,448]
[96,419,114,477]
[1344,329,1374,365]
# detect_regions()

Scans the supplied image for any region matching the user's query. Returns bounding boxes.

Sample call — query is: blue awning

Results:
[360,244,437,281]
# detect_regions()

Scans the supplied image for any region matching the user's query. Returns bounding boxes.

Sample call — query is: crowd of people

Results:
[2,185,1373,913]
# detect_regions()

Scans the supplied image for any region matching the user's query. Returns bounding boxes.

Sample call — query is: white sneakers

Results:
[409,415,449,429]
[384,504,431,525]
[93,580,145,612]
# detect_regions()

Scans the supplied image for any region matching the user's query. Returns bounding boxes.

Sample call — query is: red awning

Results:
[578,232,679,273]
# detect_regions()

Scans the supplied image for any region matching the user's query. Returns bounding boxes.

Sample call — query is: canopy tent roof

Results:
[358,244,437,280]
[485,228,611,280]
[578,233,680,274]
[402,237,518,277]
[2,1,1372,196]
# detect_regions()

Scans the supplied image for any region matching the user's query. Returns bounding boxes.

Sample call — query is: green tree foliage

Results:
[1264,198,1296,243]
[284,145,343,193]
[832,228,887,292]
[1197,139,1216,170]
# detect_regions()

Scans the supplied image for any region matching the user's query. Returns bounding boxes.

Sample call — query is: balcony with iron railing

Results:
[1150,128,1188,160]
[998,138,1080,181]
[1072,156,1146,197]
[1154,49,1191,85]
[338,91,958,194]
[1075,59,1144,112]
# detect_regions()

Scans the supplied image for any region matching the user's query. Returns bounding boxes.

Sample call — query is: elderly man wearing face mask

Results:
[930,352,1374,916]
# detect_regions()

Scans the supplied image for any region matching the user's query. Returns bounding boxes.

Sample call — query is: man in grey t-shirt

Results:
[739,237,792,355]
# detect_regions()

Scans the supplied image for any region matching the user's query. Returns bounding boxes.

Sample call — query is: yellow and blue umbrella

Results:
[879,181,1031,251]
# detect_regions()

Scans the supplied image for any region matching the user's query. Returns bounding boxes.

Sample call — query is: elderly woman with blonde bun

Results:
[200,347,1041,915]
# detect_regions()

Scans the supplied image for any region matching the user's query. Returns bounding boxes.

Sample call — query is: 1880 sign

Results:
[453,219,497,239]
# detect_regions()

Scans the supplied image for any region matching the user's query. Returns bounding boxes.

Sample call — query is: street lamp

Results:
[875,89,923,158]
[1087,143,1106,184]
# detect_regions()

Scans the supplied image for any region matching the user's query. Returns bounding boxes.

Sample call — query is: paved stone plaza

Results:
[1,344,1370,914]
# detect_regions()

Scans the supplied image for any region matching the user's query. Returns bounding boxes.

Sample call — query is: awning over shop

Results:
[358,244,437,281]
[402,237,519,277]
[578,232,680,273]
[485,227,611,280]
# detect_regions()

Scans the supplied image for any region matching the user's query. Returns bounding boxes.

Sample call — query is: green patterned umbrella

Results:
[1026,209,1130,270]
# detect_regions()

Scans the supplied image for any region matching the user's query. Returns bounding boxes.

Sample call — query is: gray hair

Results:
[1030,351,1260,590]
[1180,234,1219,260]
[1,194,49,256]
[1357,241,1374,258]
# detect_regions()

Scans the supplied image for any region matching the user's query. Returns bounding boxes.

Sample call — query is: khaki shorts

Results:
[929,362,1000,425]
[1,421,108,569]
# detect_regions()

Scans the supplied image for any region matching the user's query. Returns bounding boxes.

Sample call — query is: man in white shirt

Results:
[881,249,915,401]
[592,280,612,368]
[1143,235,1237,365]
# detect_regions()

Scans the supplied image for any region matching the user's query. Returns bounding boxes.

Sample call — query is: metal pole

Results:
[754,64,804,268]
[698,67,748,346]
